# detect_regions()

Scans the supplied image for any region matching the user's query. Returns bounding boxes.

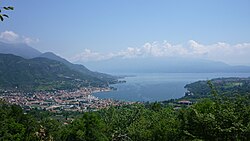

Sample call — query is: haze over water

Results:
[94,73,250,102]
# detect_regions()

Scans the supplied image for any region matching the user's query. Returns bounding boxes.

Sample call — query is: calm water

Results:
[94,73,250,102]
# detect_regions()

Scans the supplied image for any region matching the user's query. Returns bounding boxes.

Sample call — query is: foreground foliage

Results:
[0,6,14,21]
[1,80,250,141]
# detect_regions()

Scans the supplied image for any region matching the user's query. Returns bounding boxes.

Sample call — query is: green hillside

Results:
[0,54,111,91]
[184,77,250,99]
[39,52,118,84]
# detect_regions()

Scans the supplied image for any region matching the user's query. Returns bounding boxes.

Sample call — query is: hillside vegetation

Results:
[1,81,250,141]
[0,54,112,91]
[184,77,250,99]
[1,94,250,140]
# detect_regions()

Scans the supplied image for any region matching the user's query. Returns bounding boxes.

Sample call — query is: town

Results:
[0,87,134,112]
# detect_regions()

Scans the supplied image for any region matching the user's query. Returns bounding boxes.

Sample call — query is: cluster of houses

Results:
[0,87,134,112]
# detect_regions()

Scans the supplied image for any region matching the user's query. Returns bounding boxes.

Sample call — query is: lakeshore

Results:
[0,87,134,112]
[94,73,250,102]
[2,73,250,112]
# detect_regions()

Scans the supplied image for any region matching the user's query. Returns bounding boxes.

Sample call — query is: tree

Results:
[58,112,107,141]
[0,6,14,21]
[0,101,39,141]
[179,82,250,140]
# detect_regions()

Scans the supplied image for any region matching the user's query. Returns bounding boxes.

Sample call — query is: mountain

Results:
[0,54,111,91]
[0,42,42,58]
[39,52,118,82]
[0,42,118,84]
[82,57,250,73]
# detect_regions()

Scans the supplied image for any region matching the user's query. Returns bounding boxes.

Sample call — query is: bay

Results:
[94,73,250,102]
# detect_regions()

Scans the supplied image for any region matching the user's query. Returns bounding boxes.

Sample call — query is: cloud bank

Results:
[72,40,250,65]
[0,31,39,45]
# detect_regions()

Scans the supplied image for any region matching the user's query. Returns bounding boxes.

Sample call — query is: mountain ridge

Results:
[38,52,118,82]
[0,41,42,58]
[82,57,250,73]
[0,42,118,86]
[0,53,112,91]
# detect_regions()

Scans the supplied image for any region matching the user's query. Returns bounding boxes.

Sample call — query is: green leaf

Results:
[3,7,9,10]
[2,14,9,18]
[3,7,14,10]
[8,7,14,10]
[0,15,3,21]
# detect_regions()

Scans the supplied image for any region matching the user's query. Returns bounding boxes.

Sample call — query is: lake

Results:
[94,73,250,102]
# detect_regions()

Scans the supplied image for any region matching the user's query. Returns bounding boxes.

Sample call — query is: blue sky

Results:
[1,0,250,65]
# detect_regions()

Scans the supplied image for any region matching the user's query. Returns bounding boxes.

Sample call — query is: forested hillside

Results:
[39,52,118,84]
[0,54,111,91]
[184,77,250,99]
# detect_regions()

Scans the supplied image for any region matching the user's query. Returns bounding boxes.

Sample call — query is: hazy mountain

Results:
[2,41,249,75]
[0,42,117,83]
[0,41,42,58]
[0,54,112,91]
[83,57,250,73]
[39,52,118,82]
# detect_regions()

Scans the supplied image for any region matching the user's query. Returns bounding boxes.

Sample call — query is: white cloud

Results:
[0,31,19,42]
[0,30,39,45]
[188,40,209,55]
[22,36,40,45]
[72,49,115,62]
[72,40,250,65]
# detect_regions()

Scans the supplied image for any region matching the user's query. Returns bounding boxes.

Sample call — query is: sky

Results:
[1,0,250,65]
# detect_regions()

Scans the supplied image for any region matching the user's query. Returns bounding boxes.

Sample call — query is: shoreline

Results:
[1,86,134,112]
[91,73,250,103]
